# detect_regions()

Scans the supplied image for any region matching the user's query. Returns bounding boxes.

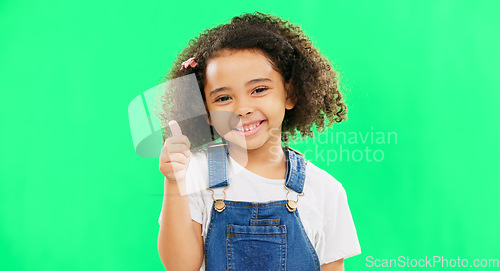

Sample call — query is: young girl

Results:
[157,12,360,271]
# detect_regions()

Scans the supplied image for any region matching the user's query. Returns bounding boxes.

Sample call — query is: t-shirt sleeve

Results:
[185,167,204,224]
[321,185,361,264]
[158,153,205,225]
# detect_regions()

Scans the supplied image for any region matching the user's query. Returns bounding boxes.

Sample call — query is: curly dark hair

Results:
[155,11,347,147]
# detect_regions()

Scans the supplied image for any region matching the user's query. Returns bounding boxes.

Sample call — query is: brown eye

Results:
[252,87,268,94]
[215,96,231,102]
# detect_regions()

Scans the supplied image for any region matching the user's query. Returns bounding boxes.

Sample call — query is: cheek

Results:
[262,94,287,119]
[208,111,236,135]
[259,95,285,110]
[265,106,286,125]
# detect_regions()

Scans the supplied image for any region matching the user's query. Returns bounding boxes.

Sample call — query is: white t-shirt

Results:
[159,149,361,268]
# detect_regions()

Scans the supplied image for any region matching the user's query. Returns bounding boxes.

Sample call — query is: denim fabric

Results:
[204,144,320,271]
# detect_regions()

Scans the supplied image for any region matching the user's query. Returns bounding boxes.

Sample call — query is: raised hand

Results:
[159,120,191,183]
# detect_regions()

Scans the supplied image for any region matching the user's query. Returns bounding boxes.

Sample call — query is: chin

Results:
[223,134,264,151]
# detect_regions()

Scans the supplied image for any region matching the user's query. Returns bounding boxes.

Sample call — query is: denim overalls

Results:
[203,143,321,271]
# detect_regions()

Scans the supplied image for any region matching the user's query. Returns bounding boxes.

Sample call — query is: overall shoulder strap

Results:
[207,143,230,189]
[283,146,307,194]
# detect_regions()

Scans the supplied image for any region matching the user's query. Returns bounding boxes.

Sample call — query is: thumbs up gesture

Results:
[159,120,191,183]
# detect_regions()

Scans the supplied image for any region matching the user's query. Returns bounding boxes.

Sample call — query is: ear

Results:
[285,82,297,110]
[204,114,213,126]
[203,102,213,125]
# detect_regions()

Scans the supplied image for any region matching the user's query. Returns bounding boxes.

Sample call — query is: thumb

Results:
[168,120,183,137]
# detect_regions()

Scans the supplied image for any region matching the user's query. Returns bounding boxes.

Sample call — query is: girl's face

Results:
[204,49,295,152]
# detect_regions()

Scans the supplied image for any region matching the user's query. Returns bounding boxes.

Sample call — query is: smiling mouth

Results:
[233,120,265,132]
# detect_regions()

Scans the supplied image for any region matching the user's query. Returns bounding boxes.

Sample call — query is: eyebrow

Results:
[209,78,272,97]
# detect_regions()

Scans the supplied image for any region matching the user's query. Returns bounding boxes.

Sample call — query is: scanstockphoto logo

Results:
[293,127,398,164]
[365,255,500,269]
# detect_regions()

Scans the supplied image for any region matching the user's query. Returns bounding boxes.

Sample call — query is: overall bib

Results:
[204,143,321,271]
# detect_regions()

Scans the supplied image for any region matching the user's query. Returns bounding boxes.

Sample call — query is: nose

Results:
[234,97,254,116]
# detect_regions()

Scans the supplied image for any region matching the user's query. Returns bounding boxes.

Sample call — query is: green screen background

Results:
[1,0,499,270]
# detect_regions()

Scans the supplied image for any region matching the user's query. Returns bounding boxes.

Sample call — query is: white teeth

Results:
[235,121,261,132]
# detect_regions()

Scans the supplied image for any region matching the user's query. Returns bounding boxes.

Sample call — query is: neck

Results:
[227,137,285,169]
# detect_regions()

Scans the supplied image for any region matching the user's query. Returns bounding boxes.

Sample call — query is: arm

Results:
[157,121,203,271]
[158,178,204,271]
[320,184,361,270]
[321,258,344,271]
